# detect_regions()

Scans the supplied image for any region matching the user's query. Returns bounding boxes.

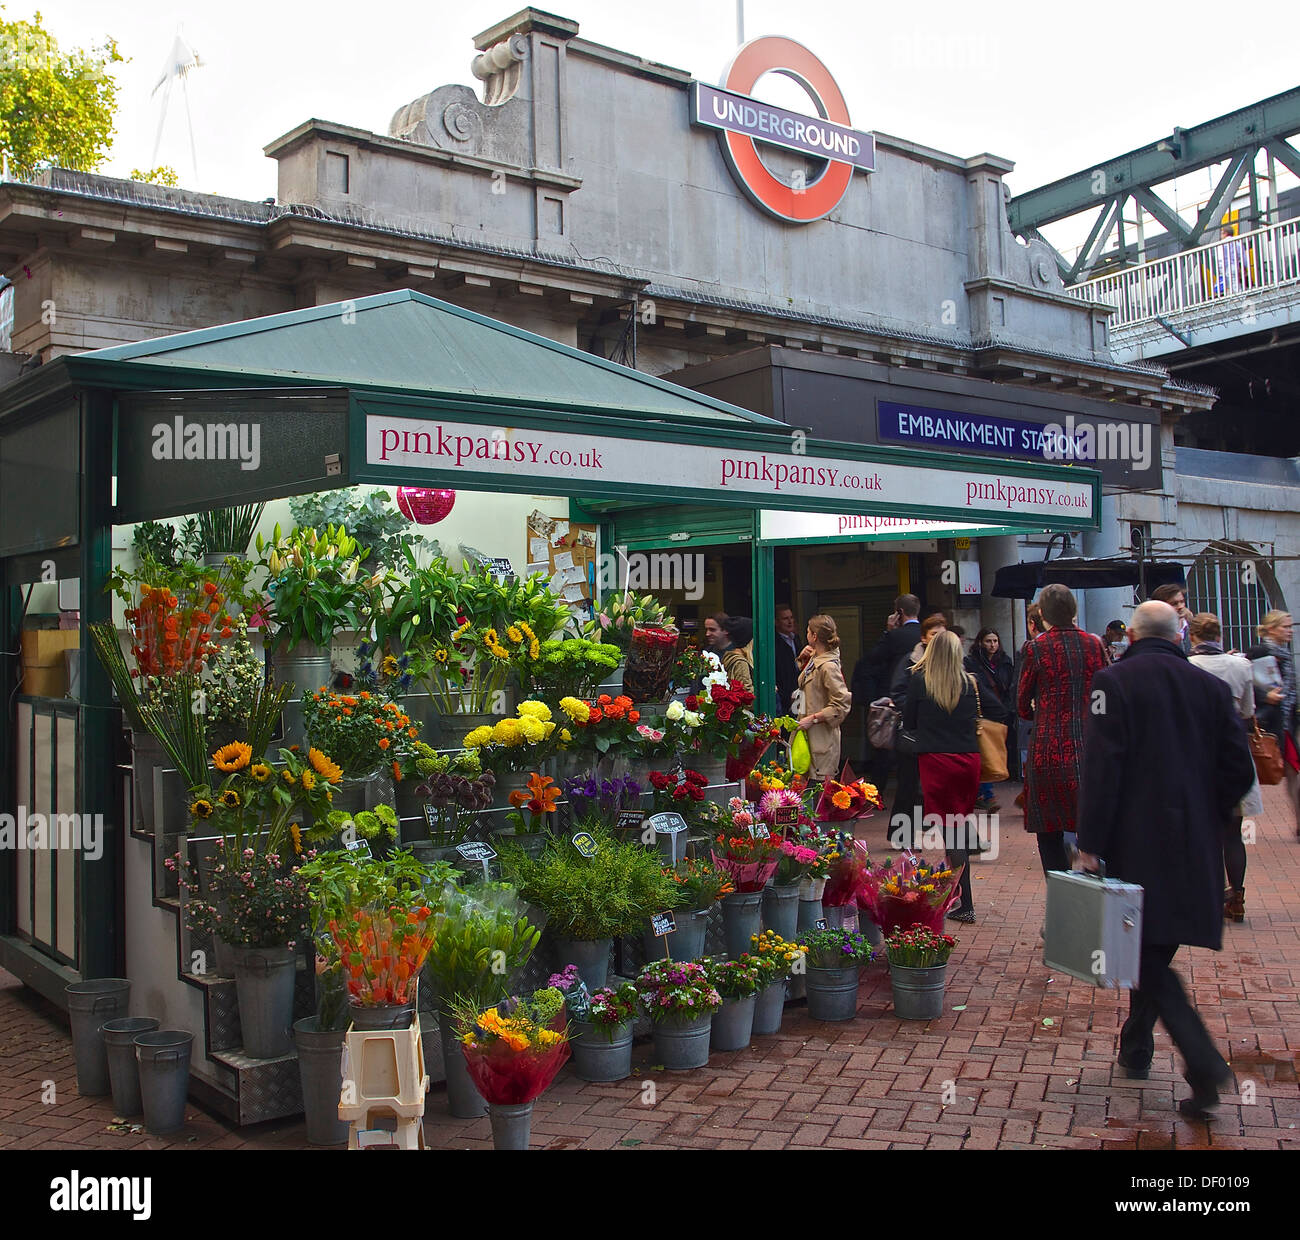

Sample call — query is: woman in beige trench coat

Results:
[795,614,853,782]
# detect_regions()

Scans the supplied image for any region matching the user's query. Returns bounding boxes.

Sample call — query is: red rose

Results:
[685,695,698,709]
[717,704,734,723]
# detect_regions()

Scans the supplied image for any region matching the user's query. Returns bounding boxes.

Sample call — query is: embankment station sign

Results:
[690,36,874,223]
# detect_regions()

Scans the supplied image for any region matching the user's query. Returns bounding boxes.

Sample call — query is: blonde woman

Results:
[1247,610,1298,834]
[795,614,852,782]
[902,631,980,923]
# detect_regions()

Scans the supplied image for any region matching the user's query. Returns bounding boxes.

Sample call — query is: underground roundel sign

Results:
[690,36,875,223]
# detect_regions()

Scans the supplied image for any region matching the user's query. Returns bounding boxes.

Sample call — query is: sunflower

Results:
[308,748,343,784]
[282,770,298,786]
[381,654,400,677]
[213,741,252,772]
[434,647,450,663]
[250,763,271,783]
[190,798,214,819]
[289,823,303,856]
[219,789,241,809]
[506,625,523,644]
[301,769,316,791]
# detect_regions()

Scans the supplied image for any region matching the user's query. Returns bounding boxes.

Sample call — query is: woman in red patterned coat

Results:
[1017,584,1110,874]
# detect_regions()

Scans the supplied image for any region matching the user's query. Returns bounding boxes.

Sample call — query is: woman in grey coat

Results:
[1188,613,1261,922]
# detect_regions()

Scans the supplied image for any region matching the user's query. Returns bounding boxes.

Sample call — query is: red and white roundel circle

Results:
[719,37,855,223]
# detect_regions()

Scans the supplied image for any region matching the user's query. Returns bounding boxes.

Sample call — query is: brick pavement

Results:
[2,783,1297,1151]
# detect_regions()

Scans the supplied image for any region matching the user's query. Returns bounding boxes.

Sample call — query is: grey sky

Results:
[30,0,1300,254]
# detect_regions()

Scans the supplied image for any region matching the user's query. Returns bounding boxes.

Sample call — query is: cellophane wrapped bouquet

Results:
[822,831,870,910]
[453,987,571,1105]
[856,854,963,936]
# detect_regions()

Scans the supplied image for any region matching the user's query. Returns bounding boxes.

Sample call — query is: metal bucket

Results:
[229,944,297,1059]
[101,1017,159,1116]
[489,1100,534,1150]
[134,1031,193,1135]
[65,978,131,1095]
[569,1019,633,1083]
[551,937,612,993]
[805,965,860,1022]
[796,898,824,932]
[823,903,858,932]
[710,994,755,1051]
[890,963,947,1021]
[751,977,788,1035]
[651,1013,712,1070]
[272,640,333,746]
[720,891,763,959]
[439,1009,486,1118]
[129,732,166,835]
[641,907,709,962]
[292,1017,349,1146]
[348,1001,415,1031]
[761,883,800,941]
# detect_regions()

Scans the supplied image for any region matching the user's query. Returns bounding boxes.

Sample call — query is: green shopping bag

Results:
[789,727,812,775]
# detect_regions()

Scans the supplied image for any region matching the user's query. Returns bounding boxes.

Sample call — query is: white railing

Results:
[1067,216,1300,328]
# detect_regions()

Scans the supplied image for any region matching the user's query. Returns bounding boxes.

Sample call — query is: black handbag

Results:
[867,698,902,750]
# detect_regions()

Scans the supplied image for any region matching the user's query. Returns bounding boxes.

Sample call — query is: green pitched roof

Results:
[82,289,780,426]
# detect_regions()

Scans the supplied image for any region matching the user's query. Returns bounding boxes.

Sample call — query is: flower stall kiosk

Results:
[0,289,1099,1129]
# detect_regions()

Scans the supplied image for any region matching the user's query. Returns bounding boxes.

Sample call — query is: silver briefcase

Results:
[1043,866,1143,989]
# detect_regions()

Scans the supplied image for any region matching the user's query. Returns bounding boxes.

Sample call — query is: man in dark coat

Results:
[774,603,800,714]
[861,594,922,788]
[1077,601,1256,1119]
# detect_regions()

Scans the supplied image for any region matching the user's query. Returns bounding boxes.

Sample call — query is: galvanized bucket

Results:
[710,994,755,1051]
[489,1100,534,1149]
[651,1013,712,1070]
[805,965,860,1022]
[551,936,612,993]
[761,882,801,941]
[438,1010,487,1118]
[229,944,297,1059]
[101,1017,159,1116]
[65,978,131,1095]
[641,907,709,962]
[569,1019,633,1083]
[292,1017,349,1146]
[720,891,763,959]
[347,1001,415,1031]
[751,977,788,1035]
[890,962,947,1021]
[134,1031,193,1135]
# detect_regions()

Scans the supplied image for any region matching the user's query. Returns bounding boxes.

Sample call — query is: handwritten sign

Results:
[455,841,497,862]
[343,836,372,858]
[572,831,599,857]
[773,806,800,828]
[616,809,646,833]
[814,918,828,931]
[647,812,688,835]
[422,804,445,832]
[650,911,677,937]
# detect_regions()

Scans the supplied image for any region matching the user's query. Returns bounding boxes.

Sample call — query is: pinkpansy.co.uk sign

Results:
[362,411,1097,528]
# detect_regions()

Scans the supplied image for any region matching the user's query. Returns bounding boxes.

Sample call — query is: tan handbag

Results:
[969,676,1009,783]
[1249,720,1284,786]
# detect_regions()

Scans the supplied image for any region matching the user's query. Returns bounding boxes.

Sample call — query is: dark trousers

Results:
[1119,943,1229,1089]
[888,754,921,847]
[1224,814,1246,892]
[1036,831,1069,874]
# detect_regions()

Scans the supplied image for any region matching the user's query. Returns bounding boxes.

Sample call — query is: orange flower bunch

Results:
[124,579,233,679]
[328,903,436,1007]
[508,771,561,816]
[301,688,420,778]
[567,694,649,758]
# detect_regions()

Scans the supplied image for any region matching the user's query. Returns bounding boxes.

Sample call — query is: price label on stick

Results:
[572,831,599,857]
[773,806,800,828]
[616,809,646,833]
[647,812,688,835]
[343,836,372,858]
[456,839,497,884]
[814,918,828,931]
[650,910,677,937]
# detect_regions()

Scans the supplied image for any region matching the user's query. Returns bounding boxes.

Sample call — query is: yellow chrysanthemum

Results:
[516,700,552,722]
[559,697,590,723]
[308,748,343,784]
[250,763,271,783]
[536,1028,561,1047]
[493,718,524,747]
[560,728,572,743]
[520,716,547,743]
[463,726,495,749]
[213,742,252,772]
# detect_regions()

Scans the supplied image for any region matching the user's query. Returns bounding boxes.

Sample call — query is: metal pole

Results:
[736,0,745,44]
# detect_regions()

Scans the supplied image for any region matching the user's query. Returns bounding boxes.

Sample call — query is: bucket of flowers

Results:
[745,756,809,801]
[822,831,871,932]
[711,799,784,959]
[452,987,571,1149]
[561,772,643,829]
[725,715,794,782]
[408,747,497,854]
[857,855,964,938]
[884,923,957,1021]
[501,771,561,858]
[550,966,640,1083]
[655,856,732,961]
[703,955,764,1051]
[635,959,722,1070]
[798,927,877,1021]
[680,671,758,765]
[461,701,561,796]
[748,931,807,1035]
[621,621,680,704]
[325,892,437,1031]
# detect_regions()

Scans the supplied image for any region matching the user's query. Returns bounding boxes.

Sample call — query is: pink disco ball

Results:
[396,487,456,524]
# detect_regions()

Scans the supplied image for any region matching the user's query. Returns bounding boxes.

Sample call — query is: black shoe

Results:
[946,907,976,924]
[1178,1069,1232,1119]
[1117,1054,1150,1080]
